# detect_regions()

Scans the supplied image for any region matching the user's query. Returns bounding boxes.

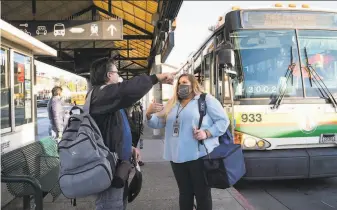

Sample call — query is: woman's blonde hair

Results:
[157,73,204,119]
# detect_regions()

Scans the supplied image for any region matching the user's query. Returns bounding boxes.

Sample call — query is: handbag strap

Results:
[197,93,209,154]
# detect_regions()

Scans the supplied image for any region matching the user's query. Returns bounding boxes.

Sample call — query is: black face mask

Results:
[178,84,191,99]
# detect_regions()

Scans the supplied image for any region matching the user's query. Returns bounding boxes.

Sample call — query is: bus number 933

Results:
[241,113,262,123]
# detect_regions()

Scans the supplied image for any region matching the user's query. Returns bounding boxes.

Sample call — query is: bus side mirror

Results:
[216,47,237,78]
[217,48,235,68]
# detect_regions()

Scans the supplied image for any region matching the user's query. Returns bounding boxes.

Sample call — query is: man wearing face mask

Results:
[47,86,66,140]
[88,57,177,210]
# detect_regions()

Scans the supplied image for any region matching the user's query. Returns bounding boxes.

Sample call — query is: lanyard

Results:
[175,99,192,119]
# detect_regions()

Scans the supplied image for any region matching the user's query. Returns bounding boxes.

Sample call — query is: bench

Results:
[1,137,61,210]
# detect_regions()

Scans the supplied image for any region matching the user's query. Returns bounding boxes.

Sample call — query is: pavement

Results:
[3,139,252,210]
[3,108,253,210]
[2,107,337,210]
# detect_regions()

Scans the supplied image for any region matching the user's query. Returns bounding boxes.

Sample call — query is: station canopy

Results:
[1,1,182,78]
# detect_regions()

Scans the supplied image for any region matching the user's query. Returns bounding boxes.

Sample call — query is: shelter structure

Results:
[1,0,182,80]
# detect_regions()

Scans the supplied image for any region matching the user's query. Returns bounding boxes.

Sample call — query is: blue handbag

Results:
[198,93,246,189]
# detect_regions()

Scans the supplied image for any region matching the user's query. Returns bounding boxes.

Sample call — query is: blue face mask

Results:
[178,84,191,99]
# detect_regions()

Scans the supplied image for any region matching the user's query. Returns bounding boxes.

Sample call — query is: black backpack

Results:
[130,102,144,137]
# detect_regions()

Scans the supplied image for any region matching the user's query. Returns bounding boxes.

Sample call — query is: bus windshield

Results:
[231,30,302,99]
[231,29,337,100]
[297,30,337,98]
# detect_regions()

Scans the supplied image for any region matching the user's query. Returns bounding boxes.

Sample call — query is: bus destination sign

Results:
[241,10,337,29]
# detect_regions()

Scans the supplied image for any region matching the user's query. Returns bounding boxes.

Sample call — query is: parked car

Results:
[37,99,49,107]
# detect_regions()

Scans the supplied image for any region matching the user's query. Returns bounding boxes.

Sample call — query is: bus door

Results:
[217,61,235,134]
[201,37,216,96]
[216,44,236,135]
[201,53,213,94]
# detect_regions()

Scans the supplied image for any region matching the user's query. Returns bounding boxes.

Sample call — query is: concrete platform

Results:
[2,137,253,210]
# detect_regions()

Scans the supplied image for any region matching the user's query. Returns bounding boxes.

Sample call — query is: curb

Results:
[228,187,256,210]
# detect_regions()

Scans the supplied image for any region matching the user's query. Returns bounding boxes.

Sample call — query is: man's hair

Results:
[52,86,62,96]
[90,57,116,86]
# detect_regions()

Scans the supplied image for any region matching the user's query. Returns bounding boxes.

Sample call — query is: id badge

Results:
[172,120,180,137]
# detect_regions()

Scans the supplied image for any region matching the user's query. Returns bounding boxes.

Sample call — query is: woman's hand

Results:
[193,129,208,141]
[146,99,164,119]
[132,147,141,162]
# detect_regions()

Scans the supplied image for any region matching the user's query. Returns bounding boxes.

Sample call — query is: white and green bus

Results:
[181,4,337,180]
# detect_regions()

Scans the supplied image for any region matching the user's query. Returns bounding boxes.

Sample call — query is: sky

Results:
[165,1,337,68]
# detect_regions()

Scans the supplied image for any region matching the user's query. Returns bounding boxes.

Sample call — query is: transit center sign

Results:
[10,20,123,41]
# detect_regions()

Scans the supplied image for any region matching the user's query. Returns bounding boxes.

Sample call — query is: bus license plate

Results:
[320,134,336,144]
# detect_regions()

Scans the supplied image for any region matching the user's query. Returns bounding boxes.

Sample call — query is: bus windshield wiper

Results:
[304,47,337,112]
[272,46,296,109]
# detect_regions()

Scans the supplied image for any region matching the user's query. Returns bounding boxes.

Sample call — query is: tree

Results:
[67,81,76,92]
[59,76,66,87]
[77,79,88,91]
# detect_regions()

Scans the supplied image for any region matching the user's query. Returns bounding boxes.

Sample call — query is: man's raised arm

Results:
[90,72,176,114]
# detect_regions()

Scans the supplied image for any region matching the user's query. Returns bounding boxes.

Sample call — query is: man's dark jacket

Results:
[88,75,158,158]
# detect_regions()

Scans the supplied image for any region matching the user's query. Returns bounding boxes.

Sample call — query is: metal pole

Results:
[127,40,130,57]
[32,0,36,18]
[213,37,218,98]
[108,0,112,13]
[229,76,235,136]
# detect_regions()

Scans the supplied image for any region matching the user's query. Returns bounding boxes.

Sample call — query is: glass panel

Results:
[203,54,212,93]
[14,52,32,126]
[1,48,11,130]
[297,30,337,98]
[231,30,303,99]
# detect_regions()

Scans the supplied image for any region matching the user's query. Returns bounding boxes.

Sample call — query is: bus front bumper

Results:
[242,147,337,180]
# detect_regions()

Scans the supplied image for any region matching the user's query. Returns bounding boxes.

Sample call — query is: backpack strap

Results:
[198,93,207,129]
[197,93,207,151]
[83,85,106,114]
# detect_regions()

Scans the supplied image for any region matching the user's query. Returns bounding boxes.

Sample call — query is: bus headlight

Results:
[257,140,265,148]
[243,138,256,148]
[235,131,271,150]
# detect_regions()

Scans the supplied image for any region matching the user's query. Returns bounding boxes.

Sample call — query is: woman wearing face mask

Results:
[146,74,229,210]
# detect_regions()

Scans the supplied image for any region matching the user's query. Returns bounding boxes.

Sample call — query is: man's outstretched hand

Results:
[156,71,178,85]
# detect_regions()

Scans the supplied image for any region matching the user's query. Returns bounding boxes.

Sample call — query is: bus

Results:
[180,4,337,180]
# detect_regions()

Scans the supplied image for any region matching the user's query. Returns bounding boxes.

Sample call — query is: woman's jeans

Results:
[171,159,212,210]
